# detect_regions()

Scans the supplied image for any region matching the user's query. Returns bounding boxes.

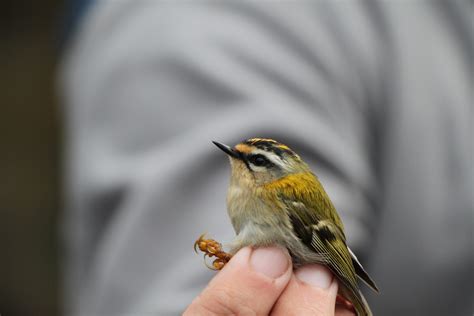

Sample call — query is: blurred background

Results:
[1,0,61,315]
[1,1,471,316]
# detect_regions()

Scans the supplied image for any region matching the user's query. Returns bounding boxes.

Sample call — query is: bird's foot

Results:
[194,234,232,270]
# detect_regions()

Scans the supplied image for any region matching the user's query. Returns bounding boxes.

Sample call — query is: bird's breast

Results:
[226,184,293,248]
[226,184,266,233]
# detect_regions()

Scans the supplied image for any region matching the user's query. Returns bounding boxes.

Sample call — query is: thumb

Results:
[271,264,339,316]
[184,247,292,315]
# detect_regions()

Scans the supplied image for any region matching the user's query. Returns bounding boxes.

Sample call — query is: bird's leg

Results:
[194,234,233,270]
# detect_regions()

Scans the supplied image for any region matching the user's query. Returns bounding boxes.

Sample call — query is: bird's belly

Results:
[228,220,324,267]
[226,185,324,264]
[228,221,289,254]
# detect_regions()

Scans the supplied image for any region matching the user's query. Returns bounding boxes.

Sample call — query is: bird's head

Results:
[213,138,309,186]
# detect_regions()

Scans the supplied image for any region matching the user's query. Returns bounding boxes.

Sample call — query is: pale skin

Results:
[184,246,355,316]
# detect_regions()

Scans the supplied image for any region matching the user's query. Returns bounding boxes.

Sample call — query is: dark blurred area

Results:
[1,0,62,315]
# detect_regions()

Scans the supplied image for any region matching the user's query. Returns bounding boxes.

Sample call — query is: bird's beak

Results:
[212,141,240,159]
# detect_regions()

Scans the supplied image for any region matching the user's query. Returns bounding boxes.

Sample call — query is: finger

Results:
[271,264,338,316]
[184,246,292,316]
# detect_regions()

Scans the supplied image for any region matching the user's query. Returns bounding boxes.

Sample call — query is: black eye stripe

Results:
[247,154,272,167]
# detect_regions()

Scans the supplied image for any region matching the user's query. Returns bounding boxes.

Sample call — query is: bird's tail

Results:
[339,285,373,316]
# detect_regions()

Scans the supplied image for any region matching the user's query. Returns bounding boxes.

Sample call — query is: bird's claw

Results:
[194,234,232,270]
[194,233,207,254]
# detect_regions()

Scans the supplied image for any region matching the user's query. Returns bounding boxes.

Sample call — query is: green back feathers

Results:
[264,172,344,231]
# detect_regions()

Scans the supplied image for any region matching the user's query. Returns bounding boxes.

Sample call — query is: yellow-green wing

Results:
[281,195,373,315]
[275,172,379,292]
[281,196,357,285]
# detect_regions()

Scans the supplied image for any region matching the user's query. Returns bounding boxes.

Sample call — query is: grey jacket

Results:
[60,1,473,315]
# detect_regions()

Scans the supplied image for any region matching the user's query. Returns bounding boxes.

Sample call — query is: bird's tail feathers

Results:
[339,284,373,316]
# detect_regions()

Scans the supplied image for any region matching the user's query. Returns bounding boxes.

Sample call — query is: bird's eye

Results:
[249,154,268,167]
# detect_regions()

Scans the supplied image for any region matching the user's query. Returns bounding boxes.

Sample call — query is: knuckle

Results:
[193,285,258,316]
[198,290,236,316]
[185,296,223,316]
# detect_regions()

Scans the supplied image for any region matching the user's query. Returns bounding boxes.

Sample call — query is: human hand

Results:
[184,247,355,315]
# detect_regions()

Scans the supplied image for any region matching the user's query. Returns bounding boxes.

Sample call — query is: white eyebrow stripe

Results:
[251,148,290,171]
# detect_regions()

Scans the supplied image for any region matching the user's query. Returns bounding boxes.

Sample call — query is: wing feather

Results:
[281,194,375,315]
[348,247,380,293]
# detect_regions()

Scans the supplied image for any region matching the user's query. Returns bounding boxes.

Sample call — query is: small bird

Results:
[195,138,378,316]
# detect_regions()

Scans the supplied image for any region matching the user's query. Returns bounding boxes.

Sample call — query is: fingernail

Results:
[295,264,333,289]
[250,247,290,279]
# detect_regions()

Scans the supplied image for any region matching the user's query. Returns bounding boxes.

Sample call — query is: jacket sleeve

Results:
[60,2,387,315]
